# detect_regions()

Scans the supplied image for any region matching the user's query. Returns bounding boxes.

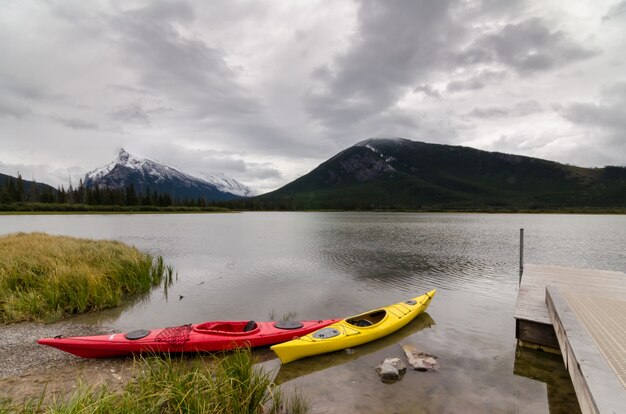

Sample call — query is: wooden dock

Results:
[514,264,626,413]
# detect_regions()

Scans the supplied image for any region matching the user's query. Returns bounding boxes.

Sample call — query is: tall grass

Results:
[0,232,171,323]
[3,349,308,414]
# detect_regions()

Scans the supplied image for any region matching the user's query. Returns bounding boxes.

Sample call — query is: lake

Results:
[2,212,625,413]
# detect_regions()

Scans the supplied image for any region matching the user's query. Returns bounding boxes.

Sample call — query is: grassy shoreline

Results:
[0,232,172,323]
[1,349,308,414]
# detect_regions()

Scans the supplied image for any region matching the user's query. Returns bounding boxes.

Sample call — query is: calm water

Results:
[2,212,625,413]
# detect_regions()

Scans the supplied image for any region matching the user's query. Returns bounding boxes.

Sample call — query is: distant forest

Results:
[0,174,218,209]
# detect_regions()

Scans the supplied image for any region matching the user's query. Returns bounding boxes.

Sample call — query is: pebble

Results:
[0,321,112,379]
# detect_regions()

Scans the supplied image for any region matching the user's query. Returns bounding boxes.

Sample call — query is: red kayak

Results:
[38,319,339,358]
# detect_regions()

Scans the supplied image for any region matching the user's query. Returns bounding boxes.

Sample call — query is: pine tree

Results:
[15,174,24,202]
[29,179,38,202]
[125,184,137,205]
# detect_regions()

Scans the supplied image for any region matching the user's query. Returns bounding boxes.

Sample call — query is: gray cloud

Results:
[453,0,527,19]
[556,81,626,131]
[467,100,542,118]
[550,82,626,166]
[199,157,247,174]
[486,131,620,170]
[0,98,32,118]
[467,106,508,118]
[458,18,599,73]
[110,104,151,125]
[446,69,506,92]
[414,84,442,99]
[0,160,82,189]
[514,100,543,116]
[54,117,99,130]
[489,133,556,154]
[305,0,458,129]
[599,81,626,101]
[447,78,485,93]
[6,82,63,102]
[46,1,299,156]
[245,163,282,180]
[557,102,626,130]
[108,2,255,119]
[603,1,626,21]
[0,73,66,105]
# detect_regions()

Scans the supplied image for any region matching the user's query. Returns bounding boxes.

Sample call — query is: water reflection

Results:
[312,213,521,299]
[514,345,581,414]
[69,273,176,328]
[274,313,435,385]
[68,297,150,328]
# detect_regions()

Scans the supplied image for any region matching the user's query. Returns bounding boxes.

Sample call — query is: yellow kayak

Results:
[271,290,436,363]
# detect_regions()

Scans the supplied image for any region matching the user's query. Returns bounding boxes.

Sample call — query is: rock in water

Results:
[374,357,407,383]
[402,344,438,371]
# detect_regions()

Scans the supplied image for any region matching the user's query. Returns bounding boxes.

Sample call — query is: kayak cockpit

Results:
[193,321,259,335]
[346,310,386,328]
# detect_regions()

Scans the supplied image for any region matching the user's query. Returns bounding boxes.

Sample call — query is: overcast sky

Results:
[1,0,625,194]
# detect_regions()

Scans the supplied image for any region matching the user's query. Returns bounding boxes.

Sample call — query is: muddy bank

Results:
[0,321,135,404]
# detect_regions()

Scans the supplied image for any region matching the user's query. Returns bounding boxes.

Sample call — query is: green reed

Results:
[0,232,170,323]
[4,349,308,414]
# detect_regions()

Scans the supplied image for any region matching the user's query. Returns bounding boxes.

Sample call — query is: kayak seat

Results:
[211,324,234,332]
[243,321,257,332]
[348,319,373,327]
[347,310,386,327]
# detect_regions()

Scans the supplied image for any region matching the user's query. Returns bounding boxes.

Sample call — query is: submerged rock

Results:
[402,344,438,371]
[374,357,406,383]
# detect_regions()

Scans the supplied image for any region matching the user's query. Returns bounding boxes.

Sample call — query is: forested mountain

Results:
[255,138,626,210]
[0,173,57,203]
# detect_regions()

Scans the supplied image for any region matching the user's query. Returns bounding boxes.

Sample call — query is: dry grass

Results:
[0,232,171,323]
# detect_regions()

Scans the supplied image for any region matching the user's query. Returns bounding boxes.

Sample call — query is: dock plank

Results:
[547,287,626,414]
[514,264,626,414]
[563,292,626,390]
[514,264,626,326]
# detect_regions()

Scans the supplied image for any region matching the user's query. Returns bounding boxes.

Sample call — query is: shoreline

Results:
[1,208,625,215]
[0,321,134,404]
[0,320,279,406]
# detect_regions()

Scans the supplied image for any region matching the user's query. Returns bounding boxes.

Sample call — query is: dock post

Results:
[519,228,524,284]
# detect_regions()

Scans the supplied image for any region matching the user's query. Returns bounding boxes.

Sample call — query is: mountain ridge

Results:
[0,172,58,202]
[257,137,626,209]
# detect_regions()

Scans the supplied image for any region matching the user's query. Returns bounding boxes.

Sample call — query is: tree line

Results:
[0,174,214,207]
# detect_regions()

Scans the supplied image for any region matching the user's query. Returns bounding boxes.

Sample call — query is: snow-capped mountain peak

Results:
[84,149,252,201]
[353,137,408,164]
[198,172,253,197]
[118,148,130,163]
[85,148,146,182]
